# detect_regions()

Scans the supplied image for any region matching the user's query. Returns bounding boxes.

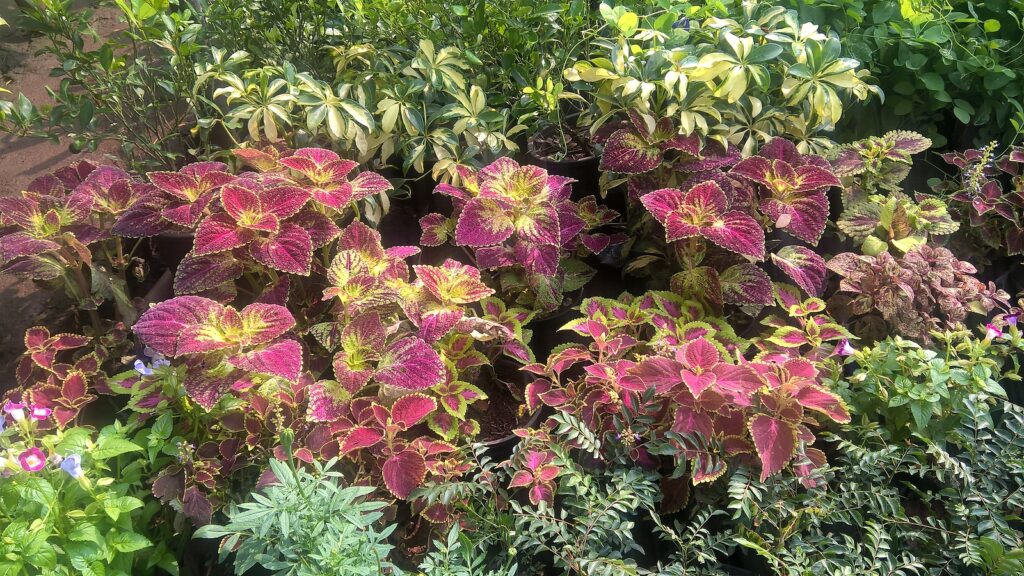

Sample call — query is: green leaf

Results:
[107,531,152,553]
[617,11,639,35]
[92,435,143,461]
[984,19,1001,32]
[103,495,144,521]
[909,400,933,430]
[920,72,944,91]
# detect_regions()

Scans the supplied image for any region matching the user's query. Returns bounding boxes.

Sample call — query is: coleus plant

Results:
[637,138,839,308]
[132,296,303,410]
[304,222,527,502]
[419,157,622,313]
[829,130,932,204]
[837,192,958,255]
[114,148,392,299]
[519,290,849,498]
[754,283,854,363]
[1,325,128,429]
[0,161,151,331]
[932,143,1024,257]
[107,362,322,526]
[827,245,1009,343]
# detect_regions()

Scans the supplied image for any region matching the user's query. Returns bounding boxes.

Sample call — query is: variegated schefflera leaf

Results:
[418,157,623,312]
[133,296,302,410]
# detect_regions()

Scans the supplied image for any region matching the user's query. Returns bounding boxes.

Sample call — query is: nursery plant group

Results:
[1,0,1024,574]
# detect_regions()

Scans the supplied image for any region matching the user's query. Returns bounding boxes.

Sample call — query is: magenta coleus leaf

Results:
[641,181,765,259]
[194,213,254,255]
[349,171,393,201]
[624,357,682,393]
[161,192,216,229]
[513,242,559,275]
[517,204,560,246]
[227,338,303,382]
[248,223,313,275]
[792,385,851,423]
[760,190,830,245]
[236,303,295,347]
[391,394,437,429]
[414,260,494,304]
[340,426,385,455]
[149,161,234,201]
[749,414,797,481]
[0,232,60,261]
[382,449,426,499]
[260,185,310,219]
[681,337,720,371]
[375,336,446,390]
[174,253,245,295]
[419,213,451,247]
[134,296,232,356]
[600,129,662,174]
[701,211,766,259]
[307,380,352,422]
[417,307,464,342]
[290,209,341,248]
[112,197,174,237]
[719,263,772,305]
[455,198,515,246]
[135,297,296,356]
[771,246,827,297]
[183,363,235,411]
[732,157,840,193]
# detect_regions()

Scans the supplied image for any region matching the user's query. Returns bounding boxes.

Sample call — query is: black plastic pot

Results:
[527,150,601,203]
[408,171,446,219]
[528,263,628,362]
[149,232,194,272]
[476,357,547,460]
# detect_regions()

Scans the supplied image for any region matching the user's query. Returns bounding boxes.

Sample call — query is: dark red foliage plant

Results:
[510,288,849,511]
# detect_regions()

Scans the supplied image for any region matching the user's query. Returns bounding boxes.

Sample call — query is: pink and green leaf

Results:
[771,246,827,297]
[375,336,446,390]
[749,414,797,481]
[719,263,772,305]
[382,450,426,499]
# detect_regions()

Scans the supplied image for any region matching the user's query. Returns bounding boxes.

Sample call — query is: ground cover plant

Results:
[0,0,1023,574]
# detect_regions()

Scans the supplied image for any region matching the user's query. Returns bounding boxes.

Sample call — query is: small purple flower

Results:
[835,339,856,357]
[986,323,1005,340]
[1006,314,1019,327]
[29,406,51,421]
[18,448,46,472]
[153,357,170,369]
[673,16,690,30]
[3,402,25,422]
[134,358,153,376]
[60,454,84,478]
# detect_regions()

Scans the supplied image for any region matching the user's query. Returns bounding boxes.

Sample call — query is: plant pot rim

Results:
[479,404,546,447]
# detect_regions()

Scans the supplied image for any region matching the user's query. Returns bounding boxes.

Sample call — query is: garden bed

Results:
[1,1,1023,575]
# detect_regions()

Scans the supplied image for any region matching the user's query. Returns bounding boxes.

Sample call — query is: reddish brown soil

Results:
[0,1,122,388]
